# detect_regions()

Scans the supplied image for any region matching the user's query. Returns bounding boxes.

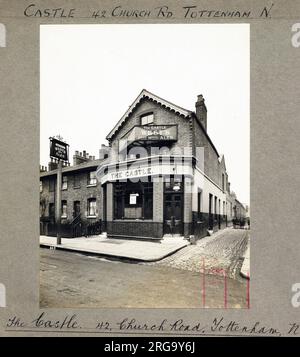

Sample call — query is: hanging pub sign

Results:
[49,137,69,161]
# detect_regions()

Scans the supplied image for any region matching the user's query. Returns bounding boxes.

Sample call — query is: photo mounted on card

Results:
[39,23,249,309]
[0,0,300,337]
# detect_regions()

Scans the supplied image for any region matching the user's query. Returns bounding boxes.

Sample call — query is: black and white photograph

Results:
[39,24,250,309]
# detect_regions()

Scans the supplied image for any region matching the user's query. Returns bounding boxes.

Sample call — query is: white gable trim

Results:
[106,89,192,140]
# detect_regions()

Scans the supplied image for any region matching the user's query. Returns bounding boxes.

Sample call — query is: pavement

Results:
[240,242,250,279]
[40,234,189,262]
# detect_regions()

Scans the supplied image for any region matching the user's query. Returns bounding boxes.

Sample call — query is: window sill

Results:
[87,184,97,187]
[73,186,81,189]
[62,188,68,191]
[61,216,67,219]
[87,215,97,219]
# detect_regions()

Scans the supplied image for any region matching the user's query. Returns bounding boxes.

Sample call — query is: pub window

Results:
[61,200,67,218]
[87,171,97,186]
[40,181,43,193]
[164,176,183,192]
[62,176,68,190]
[49,179,55,192]
[114,181,153,220]
[197,190,202,221]
[73,174,81,188]
[140,113,154,126]
[87,198,97,217]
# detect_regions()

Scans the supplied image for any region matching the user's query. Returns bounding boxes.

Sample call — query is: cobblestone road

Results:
[146,228,250,280]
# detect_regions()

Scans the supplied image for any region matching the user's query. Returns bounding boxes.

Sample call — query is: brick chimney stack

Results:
[195,94,207,131]
[99,144,111,160]
[73,150,94,166]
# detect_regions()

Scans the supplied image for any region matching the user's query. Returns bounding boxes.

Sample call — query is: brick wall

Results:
[40,168,102,224]
[110,99,192,162]
[193,117,226,188]
[153,179,163,223]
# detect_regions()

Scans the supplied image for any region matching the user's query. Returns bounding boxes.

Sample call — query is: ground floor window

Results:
[87,198,97,217]
[49,203,55,217]
[114,181,153,220]
[61,200,67,218]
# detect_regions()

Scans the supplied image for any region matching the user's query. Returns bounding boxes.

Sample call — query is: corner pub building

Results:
[40,89,246,240]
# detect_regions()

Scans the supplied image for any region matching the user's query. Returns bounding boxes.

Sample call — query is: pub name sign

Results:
[119,125,178,151]
[49,137,69,161]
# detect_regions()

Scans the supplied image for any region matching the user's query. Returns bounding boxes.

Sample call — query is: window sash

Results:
[113,182,153,220]
[88,171,97,185]
[61,201,67,217]
[88,199,97,216]
[141,113,154,125]
[62,176,68,189]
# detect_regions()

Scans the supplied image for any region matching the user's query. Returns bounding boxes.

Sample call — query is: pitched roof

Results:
[106,89,192,140]
[40,158,106,178]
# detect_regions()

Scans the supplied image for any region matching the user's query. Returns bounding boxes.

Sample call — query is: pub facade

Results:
[40,89,246,240]
[96,89,244,240]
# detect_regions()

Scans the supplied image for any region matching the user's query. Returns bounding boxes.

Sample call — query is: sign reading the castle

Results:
[138,125,177,141]
[119,125,177,151]
[109,166,153,181]
[49,137,69,161]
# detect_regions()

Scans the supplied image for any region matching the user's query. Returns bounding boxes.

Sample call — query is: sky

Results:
[40,24,250,205]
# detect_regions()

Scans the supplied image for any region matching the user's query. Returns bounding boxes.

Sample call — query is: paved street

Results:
[148,228,249,281]
[40,229,249,309]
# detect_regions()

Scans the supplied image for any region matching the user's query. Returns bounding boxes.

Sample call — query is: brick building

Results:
[40,89,246,240]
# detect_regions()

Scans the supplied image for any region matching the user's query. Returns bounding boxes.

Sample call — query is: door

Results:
[164,193,183,235]
[208,194,213,230]
[73,201,80,218]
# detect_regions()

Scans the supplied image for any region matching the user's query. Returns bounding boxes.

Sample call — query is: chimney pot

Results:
[195,94,207,131]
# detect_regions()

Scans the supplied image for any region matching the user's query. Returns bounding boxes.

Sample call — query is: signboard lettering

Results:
[49,138,69,161]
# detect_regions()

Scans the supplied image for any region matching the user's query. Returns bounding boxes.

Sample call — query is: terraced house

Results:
[40,89,246,240]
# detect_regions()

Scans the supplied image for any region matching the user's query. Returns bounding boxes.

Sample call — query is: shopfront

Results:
[97,155,194,239]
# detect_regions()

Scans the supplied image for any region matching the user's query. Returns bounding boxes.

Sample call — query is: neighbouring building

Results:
[40,89,247,240]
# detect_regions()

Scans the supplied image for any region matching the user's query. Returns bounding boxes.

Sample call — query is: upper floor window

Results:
[87,171,97,186]
[140,113,154,126]
[62,176,68,190]
[73,174,81,188]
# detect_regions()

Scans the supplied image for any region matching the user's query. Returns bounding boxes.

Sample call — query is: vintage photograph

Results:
[39,24,250,308]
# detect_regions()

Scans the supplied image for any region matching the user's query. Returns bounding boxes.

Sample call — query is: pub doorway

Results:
[163,176,184,235]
